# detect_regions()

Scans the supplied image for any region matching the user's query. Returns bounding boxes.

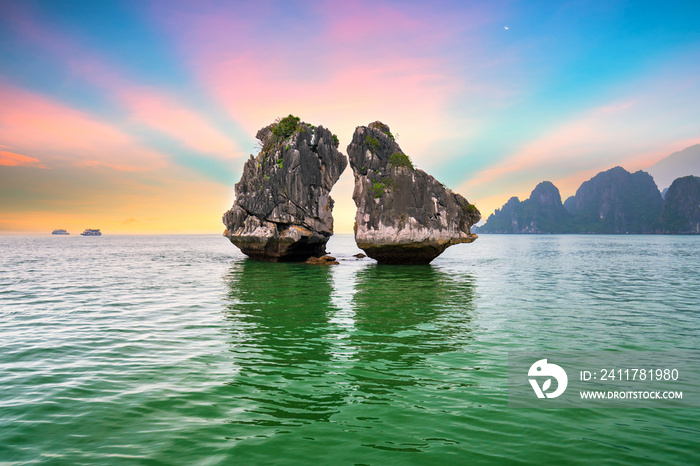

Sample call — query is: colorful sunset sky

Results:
[1,0,699,234]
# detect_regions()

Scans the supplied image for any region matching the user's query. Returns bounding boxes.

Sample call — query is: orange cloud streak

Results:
[5,3,243,160]
[0,151,47,168]
[460,71,700,219]
[0,83,168,171]
[462,101,638,190]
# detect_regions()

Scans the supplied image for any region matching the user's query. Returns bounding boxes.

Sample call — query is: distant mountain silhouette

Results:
[476,182,570,233]
[655,176,700,234]
[563,167,663,233]
[646,144,700,191]
[477,167,698,234]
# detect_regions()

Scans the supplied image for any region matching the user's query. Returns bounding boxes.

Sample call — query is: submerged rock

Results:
[347,121,480,264]
[305,255,339,265]
[223,115,347,261]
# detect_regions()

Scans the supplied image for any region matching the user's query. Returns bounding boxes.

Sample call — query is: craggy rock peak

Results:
[347,121,480,264]
[478,181,571,233]
[223,115,347,261]
[564,167,663,233]
[656,176,700,234]
[478,167,667,234]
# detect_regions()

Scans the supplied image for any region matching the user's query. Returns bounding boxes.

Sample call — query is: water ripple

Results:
[0,234,698,464]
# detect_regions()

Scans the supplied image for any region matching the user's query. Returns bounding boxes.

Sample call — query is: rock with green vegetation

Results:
[223,115,347,261]
[656,175,700,234]
[347,121,480,264]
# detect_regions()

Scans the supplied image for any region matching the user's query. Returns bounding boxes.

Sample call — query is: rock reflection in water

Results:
[221,260,477,430]
[223,259,342,427]
[349,264,477,396]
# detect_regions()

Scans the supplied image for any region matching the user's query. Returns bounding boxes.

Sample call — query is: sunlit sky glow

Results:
[1,0,699,234]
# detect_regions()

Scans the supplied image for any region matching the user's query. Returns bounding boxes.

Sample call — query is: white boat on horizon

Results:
[52,229,70,235]
[80,229,102,236]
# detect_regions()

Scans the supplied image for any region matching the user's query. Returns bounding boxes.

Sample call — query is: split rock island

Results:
[347,121,480,264]
[223,115,347,261]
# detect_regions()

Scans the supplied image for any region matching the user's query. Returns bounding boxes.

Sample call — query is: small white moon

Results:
[505,26,509,30]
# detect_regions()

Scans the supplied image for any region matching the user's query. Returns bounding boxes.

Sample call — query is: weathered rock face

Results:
[223,115,347,261]
[347,121,480,264]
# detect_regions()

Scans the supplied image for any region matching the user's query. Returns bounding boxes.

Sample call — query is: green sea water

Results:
[0,234,698,464]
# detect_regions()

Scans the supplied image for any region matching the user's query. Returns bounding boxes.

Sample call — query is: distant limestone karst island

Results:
[222,116,480,264]
[476,167,700,234]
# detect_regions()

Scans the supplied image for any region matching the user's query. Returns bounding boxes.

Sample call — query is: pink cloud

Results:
[119,89,239,157]
[151,0,503,162]
[462,59,700,195]
[460,106,615,190]
[0,83,168,171]
[459,65,700,217]
[4,3,242,160]
[0,151,48,168]
[318,0,431,44]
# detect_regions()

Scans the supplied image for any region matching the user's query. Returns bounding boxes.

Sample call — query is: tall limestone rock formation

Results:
[564,167,663,233]
[478,181,571,233]
[347,121,480,264]
[223,115,347,261]
[656,176,700,234]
